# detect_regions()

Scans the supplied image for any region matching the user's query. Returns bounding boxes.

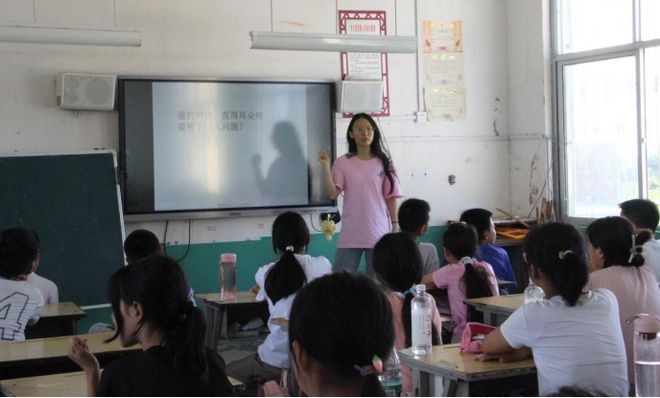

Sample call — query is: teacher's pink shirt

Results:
[332,155,402,248]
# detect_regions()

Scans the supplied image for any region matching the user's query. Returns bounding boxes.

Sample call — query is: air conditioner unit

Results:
[336,80,383,113]
[56,73,117,111]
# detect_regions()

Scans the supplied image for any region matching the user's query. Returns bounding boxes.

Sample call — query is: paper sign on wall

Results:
[422,20,465,121]
[339,10,390,117]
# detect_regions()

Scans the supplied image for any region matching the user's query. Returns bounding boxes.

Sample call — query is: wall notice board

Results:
[0,152,125,307]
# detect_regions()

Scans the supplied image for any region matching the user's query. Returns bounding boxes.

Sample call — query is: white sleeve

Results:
[50,281,59,304]
[27,290,44,326]
[499,305,533,349]
[255,264,270,302]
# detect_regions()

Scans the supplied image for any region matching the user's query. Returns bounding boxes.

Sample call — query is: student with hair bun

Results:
[585,216,660,386]
[67,255,233,396]
[289,272,394,396]
[482,222,628,397]
[228,211,331,385]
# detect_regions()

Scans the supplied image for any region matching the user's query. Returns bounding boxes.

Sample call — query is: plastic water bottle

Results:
[523,278,544,304]
[378,350,402,397]
[411,284,432,355]
[634,315,660,397]
[219,253,237,300]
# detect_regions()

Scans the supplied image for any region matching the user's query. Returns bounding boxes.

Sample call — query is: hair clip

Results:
[558,250,573,260]
[285,246,294,252]
[459,256,473,265]
[353,355,383,376]
[628,234,646,262]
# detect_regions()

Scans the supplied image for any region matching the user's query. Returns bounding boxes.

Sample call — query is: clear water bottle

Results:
[219,253,237,300]
[411,284,432,355]
[634,315,660,397]
[378,350,402,397]
[523,278,544,304]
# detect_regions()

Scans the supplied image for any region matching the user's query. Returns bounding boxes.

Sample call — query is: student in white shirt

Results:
[227,211,331,385]
[482,222,628,397]
[0,227,44,341]
[25,230,59,304]
[619,198,660,280]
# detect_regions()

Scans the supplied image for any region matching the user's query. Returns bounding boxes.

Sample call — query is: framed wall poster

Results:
[338,10,390,117]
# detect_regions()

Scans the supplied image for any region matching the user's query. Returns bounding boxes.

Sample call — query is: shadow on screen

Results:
[252,121,308,206]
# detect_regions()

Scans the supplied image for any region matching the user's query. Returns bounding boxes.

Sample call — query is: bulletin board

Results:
[338,10,390,117]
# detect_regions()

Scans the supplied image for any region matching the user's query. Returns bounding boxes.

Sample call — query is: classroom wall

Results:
[0,0,550,328]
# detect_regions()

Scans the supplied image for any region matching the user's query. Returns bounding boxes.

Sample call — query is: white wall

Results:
[0,0,550,244]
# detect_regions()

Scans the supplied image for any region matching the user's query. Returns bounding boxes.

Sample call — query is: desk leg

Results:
[413,369,432,397]
[203,305,223,350]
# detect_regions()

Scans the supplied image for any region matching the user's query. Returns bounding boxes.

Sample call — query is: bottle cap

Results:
[635,316,660,334]
[414,284,426,293]
[220,253,237,263]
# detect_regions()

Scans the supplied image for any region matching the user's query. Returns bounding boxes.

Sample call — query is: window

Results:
[556,0,660,220]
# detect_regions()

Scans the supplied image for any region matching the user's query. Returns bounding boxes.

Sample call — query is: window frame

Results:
[552,0,660,224]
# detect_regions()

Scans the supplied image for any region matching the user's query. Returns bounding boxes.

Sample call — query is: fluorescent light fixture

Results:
[0,23,142,47]
[250,31,417,53]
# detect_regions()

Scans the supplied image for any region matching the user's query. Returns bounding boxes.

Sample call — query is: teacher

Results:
[318,113,403,276]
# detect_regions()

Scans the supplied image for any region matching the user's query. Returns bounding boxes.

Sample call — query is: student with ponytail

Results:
[228,211,331,385]
[289,272,394,396]
[67,255,233,396]
[482,222,628,397]
[585,216,660,386]
[373,233,442,395]
[421,223,498,342]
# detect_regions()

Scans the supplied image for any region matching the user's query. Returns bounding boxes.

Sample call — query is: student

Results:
[398,198,440,274]
[26,230,59,304]
[460,208,517,292]
[482,222,628,397]
[584,216,660,385]
[318,113,403,276]
[373,232,442,396]
[0,227,44,341]
[227,211,331,385]
[619,199,660,280]
[123,229,163,264]
[67,255,233,396]
[124,229,195,304]
[289,272,394,396]
[421,223,498,343]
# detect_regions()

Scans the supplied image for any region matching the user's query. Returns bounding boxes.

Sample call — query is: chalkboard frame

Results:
[0,151,126,308]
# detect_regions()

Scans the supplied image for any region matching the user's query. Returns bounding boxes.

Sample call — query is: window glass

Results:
[557,0,632,54]
[564,56,638,217]
[641,0,660,41]
[646,47,660,202]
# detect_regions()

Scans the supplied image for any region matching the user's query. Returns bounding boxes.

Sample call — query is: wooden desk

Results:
[0,332,140,379]
[398,344,536,396]
[464,294,523,326]
[196,292,268,349]
[25,302,86,339]
[0,371,245,397]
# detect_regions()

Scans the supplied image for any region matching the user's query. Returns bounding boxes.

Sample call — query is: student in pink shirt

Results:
[422,223,498,343]
[585,216,660,386]
[373,233,442,396]
[318,113,403,276]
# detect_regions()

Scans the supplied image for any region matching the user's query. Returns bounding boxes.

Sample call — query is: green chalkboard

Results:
[0,152,125,306]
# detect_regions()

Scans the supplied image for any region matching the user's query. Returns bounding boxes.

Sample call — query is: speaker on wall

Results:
[56,73,117,111]
[336,80,383,113]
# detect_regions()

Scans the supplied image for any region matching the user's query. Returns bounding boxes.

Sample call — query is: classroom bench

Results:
[0,371,245,397]
[196,291,269,350]
[25,302,86,339]
[0,332,140,379]
[398,343,536,396]
[464,294,523,326]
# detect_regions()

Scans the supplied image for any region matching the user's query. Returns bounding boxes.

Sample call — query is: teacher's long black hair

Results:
[346,113,395,194]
